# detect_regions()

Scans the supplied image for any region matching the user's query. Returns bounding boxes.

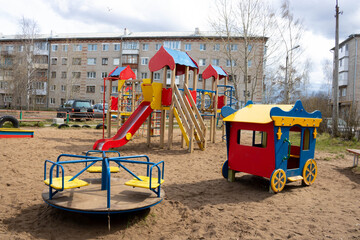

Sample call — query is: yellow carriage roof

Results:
[223,104,294,124]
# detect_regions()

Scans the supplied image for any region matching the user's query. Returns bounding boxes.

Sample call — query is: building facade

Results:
[334,34,360,118]
[0,29,266,109]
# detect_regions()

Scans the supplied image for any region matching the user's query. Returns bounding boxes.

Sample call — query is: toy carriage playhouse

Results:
[222,100,322,193]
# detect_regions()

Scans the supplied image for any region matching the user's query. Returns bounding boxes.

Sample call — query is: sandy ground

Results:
[0,127,359,240]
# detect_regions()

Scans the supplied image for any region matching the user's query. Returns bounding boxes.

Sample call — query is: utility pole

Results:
[332,0,340,137]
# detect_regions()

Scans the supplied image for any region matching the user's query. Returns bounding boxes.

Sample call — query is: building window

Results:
[164,41,181,50]
[141,57,149,65]
[154,72,160,80]
[50,85,56,91]
[185,44,191,51]
[113,58,120,65]
[101,72,108,78]
[248,45,252,52]
[88,44,97,51]
[122,42,139,50]
[114,43,120,51]
[18,45,24,52]
[87,72,96,79]
[112,86,117,93]
[61,72,67,79]
[229,75,237,82]
[141,72,148,79]
[72,58,81,65]
[341,87,347,97]
[52,44,58,52]
[72,85,80,93]
[246,75,251,83]
[200,44,206,51]
[248,60,252,68]
[62,44,68,52]
[51,58,57,65]
[61,98,66,105]
[72,72,81,78]
[142,43,149,51]
[73,44,82,51]
[102,58,108,65]
[339,59,342,67]
[102,43,109,51]
[199,59,206,66]
[4,58,12,66]
[61,85,66,92]
[226,59,236,67]
[155,44,161,51]
[227,44,238,51]
[198,74,203,81]
[50,98,56,104]
[212,59,219,66]
[35,97,45,104]
[213,44,220,51]
[86,86,95,93]
[123,55,137,64]
[101,86,107,93]
[51,71,56,78]
[61,58,67,65]
[87,58,96,65]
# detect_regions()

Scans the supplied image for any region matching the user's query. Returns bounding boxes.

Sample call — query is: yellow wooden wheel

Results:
[302,159,317,186]
[270,169,286,193]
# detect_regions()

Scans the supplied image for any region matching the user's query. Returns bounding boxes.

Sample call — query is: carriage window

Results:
[237,130,267,148]
[289,131,301,147]
[302,129,310,150]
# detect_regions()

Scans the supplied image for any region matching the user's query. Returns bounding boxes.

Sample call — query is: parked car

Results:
[93,103,108,118]
[57,100,94,119]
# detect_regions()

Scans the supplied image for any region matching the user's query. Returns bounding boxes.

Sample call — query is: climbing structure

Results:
[201,64,228,143]
[149,46,206,152]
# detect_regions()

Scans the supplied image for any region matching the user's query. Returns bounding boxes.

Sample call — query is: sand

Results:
[0,127,359,239]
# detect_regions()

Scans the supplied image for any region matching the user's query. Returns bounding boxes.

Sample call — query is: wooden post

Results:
[107,80,113,138]
[147,72,154,147]
[201,78,206,112]
[222,76,228,142]
[213,76,219,143]
[167,66,176,150]
[160,67,167,148]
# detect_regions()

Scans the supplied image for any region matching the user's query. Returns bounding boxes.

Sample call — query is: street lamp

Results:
[284,45,300,103]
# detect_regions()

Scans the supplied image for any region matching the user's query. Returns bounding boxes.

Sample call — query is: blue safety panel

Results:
[164,47,198,68]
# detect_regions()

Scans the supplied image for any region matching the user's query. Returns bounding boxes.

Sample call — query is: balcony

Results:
[0,50,14,56]
[339,72,348,86]
[34,63,49,69]
[122,49,139,55]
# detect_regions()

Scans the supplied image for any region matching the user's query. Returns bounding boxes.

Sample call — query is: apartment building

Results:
[0,29,266,109]
[334,34,360,117]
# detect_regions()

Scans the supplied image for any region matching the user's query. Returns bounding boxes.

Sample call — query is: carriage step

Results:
[86,166,120,173]
[287,176,303,182]
[44,176,89,190]
[125,176,164,189]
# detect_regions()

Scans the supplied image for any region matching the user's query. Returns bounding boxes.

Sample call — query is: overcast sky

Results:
[0,0,359,92]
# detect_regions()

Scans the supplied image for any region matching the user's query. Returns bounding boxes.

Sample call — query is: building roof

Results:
[0,29,267,42]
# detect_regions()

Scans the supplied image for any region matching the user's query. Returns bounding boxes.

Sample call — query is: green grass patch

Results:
[352,166,360,174]
[316,133,360,153]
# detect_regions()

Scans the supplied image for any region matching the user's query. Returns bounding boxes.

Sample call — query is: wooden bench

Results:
[346,149,360,167]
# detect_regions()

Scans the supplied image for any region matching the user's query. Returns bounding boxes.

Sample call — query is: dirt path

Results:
[0,128,359,239]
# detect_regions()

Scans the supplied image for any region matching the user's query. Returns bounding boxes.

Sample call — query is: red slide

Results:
[93,101,153,151]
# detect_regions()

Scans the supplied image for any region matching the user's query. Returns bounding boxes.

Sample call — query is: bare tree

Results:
[12,17,42,110]
[275,0,304,103]
[210,0,280,107]
[321,59,333,99]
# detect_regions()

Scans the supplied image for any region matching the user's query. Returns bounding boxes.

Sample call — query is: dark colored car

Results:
[57,100,94,119]
[93,103,108,118]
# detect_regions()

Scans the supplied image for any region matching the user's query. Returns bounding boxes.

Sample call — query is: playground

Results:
[1,127,359,239]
